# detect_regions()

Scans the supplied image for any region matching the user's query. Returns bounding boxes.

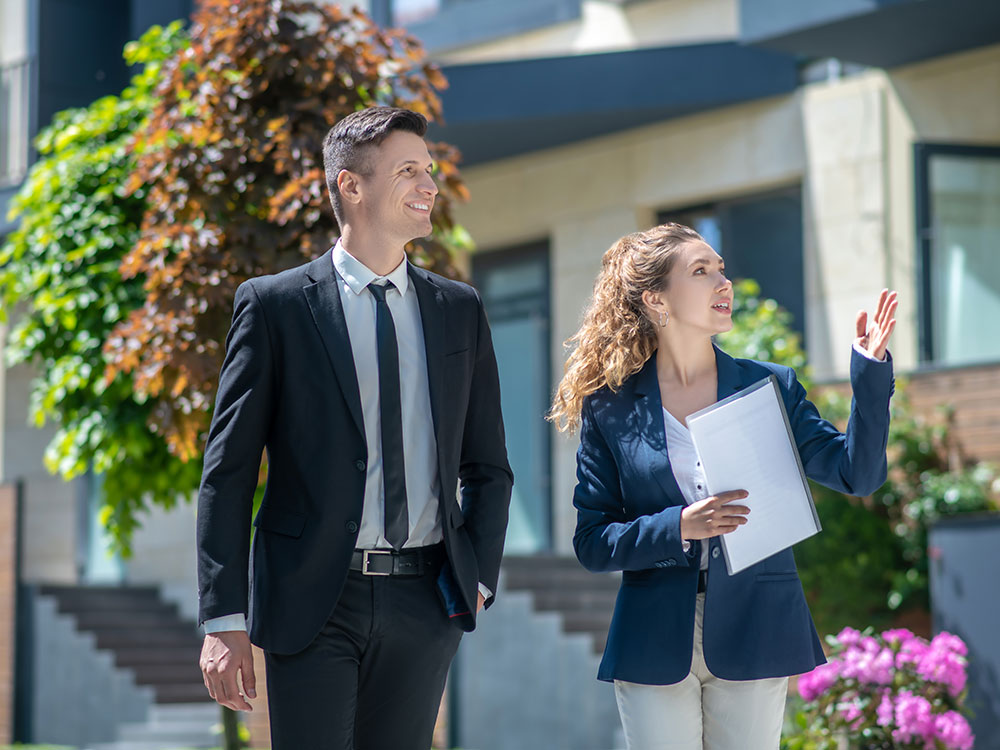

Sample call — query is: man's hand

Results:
[855,289,898,361]
[477,591,486,613]
[680,490,750,540]
[200,630,256,712]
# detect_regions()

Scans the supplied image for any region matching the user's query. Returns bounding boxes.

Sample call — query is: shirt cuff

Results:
[203,613,247,634]
[478,582,493,601]
[853,342,887,362]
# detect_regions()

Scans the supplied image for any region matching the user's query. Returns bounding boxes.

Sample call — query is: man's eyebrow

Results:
[394,158,432,169]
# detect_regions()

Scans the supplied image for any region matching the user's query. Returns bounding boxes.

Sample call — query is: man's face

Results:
[354,130,438,244]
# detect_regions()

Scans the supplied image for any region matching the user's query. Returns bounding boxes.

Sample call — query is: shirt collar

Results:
[332,241,410,297]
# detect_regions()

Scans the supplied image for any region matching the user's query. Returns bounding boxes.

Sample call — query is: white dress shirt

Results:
[333,243,443,550]
[204,244,485,634]
[663,410,711,571]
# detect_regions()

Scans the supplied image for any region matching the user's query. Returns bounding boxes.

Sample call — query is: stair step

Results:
[501,556,619,656]
[71,608,183,627]
[95,628,202,650]
[114,646,203,667]
[153,683,215,703]
[129,662,208,686]
[119,719,219,742]
[530,589,619,612]
[148,702,221,722]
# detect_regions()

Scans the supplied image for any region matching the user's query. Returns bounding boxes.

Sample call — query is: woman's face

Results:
[657,240,734,335]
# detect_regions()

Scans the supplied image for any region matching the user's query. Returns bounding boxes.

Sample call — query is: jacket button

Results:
[712,547,720,559]
[666,558,677,566]
[355,460,366,472]
[346,521,359,534]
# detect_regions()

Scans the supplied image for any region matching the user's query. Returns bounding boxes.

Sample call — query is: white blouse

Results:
[662,407,710,571]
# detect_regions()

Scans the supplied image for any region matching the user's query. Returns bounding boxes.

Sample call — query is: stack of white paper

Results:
[685,375,821,576]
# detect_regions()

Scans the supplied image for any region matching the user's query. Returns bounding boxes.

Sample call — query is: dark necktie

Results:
[367,281,409,550]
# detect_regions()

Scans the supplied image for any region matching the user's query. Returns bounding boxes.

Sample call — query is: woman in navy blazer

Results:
[549,223,897,749]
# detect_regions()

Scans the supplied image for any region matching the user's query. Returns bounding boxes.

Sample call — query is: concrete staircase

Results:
[39,584,210,705]
[82,702,221,750]
[500,555,620,654]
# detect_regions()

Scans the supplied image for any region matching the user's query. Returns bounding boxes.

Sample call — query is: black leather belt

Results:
[697,570,708,593]
[349,544,445,576]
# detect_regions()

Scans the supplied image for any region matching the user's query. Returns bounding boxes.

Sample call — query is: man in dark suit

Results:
[196,106,513,749]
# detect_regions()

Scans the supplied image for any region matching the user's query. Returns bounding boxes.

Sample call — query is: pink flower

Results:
[931,631,969,657]
[798,662,840,701]
[892,690,934,745]
[933,710,975,750]
[896,636,929,668]
[836,627,863,647]
[840,644,894,685]
[916,637,968,697]
[837,698,865,730]
[882,628,915,647]
[876,691,894,727]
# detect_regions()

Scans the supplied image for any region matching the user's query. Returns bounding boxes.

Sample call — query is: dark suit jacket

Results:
[196,252,513,655]
[573,345,893,684]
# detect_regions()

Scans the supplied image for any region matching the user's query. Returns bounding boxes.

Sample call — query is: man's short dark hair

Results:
[323,107,429,227]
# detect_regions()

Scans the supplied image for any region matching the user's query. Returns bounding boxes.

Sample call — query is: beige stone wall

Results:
[455,43,1000,551]
[126,498,200,622]
[439,0,738,63]
[2,364,78,582]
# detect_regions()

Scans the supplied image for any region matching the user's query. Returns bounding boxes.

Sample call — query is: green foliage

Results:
[719,278,998,634]
[717,278,808,380]
[0,22,196,554]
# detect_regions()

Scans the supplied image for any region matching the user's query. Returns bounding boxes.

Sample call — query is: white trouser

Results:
[614,593,788,750]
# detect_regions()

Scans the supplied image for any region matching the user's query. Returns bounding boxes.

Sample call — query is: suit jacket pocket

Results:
[253,506,306,538]
[754,571,799,583]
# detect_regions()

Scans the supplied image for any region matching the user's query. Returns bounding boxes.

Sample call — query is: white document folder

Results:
[685,375,821,575]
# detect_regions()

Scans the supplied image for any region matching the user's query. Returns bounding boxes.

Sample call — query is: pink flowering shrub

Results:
[785,628,975,750]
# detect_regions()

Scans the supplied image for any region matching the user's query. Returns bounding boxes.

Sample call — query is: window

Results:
[0,58,33,188]
[392,0,441,25]
[472,242,551,554]
[916,144,1000,366]
[658,187,805,336]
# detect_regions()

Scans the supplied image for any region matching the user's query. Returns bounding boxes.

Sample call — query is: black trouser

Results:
[264,564,464,749]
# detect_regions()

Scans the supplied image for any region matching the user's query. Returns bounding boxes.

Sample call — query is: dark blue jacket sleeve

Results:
[785,348,894,497]
[572,397,693,573]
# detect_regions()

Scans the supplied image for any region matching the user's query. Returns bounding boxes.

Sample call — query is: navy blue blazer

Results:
[573,345,893,684]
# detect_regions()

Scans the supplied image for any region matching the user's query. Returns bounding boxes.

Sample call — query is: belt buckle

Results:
[362,549,393,576]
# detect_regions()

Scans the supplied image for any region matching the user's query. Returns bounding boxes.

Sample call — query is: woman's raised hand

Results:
[855,289,898,361]
[679,490,750,540]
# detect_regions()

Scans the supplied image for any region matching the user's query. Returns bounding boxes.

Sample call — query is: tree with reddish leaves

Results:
[108,0,468,469]
[2,0,468,553]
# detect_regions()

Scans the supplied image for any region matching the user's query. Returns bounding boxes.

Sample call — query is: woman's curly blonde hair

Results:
[548,222,705,433]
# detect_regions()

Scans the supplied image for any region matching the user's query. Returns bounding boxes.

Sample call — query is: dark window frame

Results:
[914,142,1000,365]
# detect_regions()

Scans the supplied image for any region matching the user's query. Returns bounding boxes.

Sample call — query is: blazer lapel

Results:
[632,357,687,506]
[713,343,747,401]
[302,253,366,440]
[408,266,447,442]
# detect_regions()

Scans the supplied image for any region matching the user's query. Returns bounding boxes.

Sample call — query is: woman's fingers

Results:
[856,310,869,340]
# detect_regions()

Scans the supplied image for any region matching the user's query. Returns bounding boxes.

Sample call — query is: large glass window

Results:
[472,243,551,554]
[658,187,805,337]
[916,144,1000,366]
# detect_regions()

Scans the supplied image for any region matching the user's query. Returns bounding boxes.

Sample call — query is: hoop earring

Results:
[659,311,668,327]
